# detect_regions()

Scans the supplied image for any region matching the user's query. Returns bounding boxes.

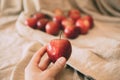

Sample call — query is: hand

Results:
[25,46,66,80]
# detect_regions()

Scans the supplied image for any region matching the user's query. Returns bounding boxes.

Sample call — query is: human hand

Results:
[25,46,66,80]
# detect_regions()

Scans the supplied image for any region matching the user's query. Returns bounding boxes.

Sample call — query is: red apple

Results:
[83,15,93,28]
[53,8,64,16]
[68,9,81,21]
[53,15,66,24]
[53,15,66,30]
[37,18,49,31]
[61,18,75,29]
[69,9,80,15]
[64,25,80,39]
[33,13,45,20]
[25,17,37,28]
[75,18,90,34]
[47,39,72,63]
[45,21,60,35]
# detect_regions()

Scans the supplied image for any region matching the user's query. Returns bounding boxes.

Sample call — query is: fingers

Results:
[30,46,47,66]
[47,57,66,77]
[39,56,51,71]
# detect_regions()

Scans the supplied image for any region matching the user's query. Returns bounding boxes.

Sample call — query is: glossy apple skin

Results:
[47,39,72,63]
[25,17,37,28]
[33,13,45,20]
[64,25,80,39]
[45,21,60,35]
[37,18,49,31]
[68,9,81,21]
[53,15,66,24]
[53,15,66,29]
[83,15,93,28]
[61,18,75,29]
[75,18,89,34]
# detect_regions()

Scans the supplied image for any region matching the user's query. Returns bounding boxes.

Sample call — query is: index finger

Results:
[30,46,47,66]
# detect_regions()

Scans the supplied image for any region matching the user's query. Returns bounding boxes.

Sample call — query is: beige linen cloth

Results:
[0,0,120,80]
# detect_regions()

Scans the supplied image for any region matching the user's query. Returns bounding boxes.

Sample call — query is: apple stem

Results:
[60,31,62,39]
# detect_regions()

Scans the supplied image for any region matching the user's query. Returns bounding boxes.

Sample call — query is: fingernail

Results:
[58,57,66,64]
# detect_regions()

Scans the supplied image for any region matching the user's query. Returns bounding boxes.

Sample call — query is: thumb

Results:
[48,57,66,77]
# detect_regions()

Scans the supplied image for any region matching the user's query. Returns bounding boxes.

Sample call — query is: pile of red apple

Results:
[25,8,94,39]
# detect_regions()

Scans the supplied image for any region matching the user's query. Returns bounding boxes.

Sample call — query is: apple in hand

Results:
[45,21,60,35]
[64,25,80,39]
[25,17,37,28]
[47,39,72,63]
[75,18,90,34]
[37,18,49,31]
